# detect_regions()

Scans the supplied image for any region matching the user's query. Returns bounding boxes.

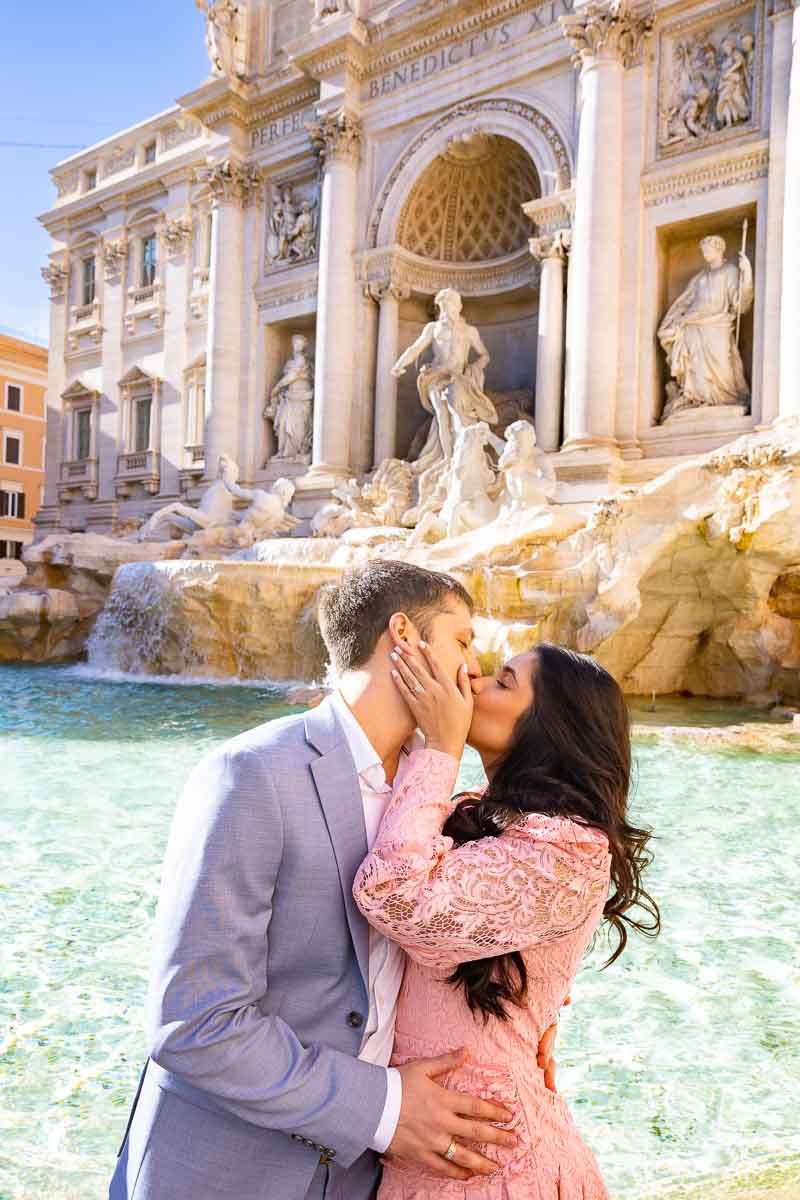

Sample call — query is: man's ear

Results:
[387,611,414,648]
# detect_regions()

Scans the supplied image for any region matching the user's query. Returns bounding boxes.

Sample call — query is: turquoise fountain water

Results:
[1,664,798,1199]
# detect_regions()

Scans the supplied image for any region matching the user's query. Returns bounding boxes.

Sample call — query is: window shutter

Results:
[18,492,25,520]
[0,490,7,517]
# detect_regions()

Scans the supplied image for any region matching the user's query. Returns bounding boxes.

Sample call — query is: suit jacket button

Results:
[347,1011,364,1028]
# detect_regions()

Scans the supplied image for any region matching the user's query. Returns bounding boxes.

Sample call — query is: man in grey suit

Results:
[110,560,557,1200]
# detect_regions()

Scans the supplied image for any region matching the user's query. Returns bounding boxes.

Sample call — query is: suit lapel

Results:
[306,701,371,992]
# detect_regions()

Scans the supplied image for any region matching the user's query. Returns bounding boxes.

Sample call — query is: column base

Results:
[554,441,624,501]
[295,463,356,493]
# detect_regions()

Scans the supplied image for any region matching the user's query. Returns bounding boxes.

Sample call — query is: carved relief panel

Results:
[657,1,761,158]
[264,174,319,271]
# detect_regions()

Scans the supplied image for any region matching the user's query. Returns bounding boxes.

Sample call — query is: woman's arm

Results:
[353,748,610,972]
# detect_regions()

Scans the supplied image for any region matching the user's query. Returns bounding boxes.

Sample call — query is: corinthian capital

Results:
[308,109,363,168]
[198,158,263,206]
[560,1,652,69]
[529,230,572,262]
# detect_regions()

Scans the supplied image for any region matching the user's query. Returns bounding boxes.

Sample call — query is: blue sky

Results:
[0,2,210,344]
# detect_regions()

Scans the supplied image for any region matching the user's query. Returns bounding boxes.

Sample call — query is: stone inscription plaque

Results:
[364,0,575,101]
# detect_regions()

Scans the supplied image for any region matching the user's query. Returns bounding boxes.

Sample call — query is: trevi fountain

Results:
[2,0,799,1197]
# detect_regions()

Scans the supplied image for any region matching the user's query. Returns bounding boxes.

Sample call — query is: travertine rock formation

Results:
[2,422,799,704]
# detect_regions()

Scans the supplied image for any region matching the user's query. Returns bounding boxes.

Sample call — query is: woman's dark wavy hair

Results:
[443,643,660,1021]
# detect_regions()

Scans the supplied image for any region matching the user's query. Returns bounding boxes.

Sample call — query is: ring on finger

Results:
[414,681,425,694]
[443,1138,458,1162]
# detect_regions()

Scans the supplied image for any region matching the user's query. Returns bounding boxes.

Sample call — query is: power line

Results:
[0,115,118,128]
[0,141,85,150]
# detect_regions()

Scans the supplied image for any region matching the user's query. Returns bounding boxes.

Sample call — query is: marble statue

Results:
[497,420,558,515]
[135,454,237,541]
[266,187,317,265]
[224,477,299,545]
[392,288,497,473]
[310,479,365,538]
[310,459,413,538]
[196,0,244,80]
[409,422,505,545]
[265,335,314,463]
[658,233,753,421]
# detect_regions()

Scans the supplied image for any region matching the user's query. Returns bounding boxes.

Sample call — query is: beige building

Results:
[36,0,800,535]
[0,334,47,560]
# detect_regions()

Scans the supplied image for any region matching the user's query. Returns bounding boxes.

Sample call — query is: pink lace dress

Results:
[353,748,612,1200]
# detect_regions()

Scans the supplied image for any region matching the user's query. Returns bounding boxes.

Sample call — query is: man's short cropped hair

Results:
[318,559,473,674]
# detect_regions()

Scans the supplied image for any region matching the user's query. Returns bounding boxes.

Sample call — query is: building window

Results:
[5,384,22,412]
[0,489,25,519]
[0,540,24,560]
[82,257,96,306]
[134,394,152,453]
[141,235,157,287]
[144,140,157,164]
[85,168,97,191]
[4,435,20,465]
[76,409,92,461]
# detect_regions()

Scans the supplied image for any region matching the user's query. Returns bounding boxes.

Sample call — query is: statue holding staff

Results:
[657,229,753,421]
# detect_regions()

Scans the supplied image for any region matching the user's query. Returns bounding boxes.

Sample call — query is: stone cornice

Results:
[361,243,536,298]
[288,26,370,82]
[641,140,769,206]
[522,188,575,232]
[254,263,319,312]
[560,0,653,68]
[365,0,570,71]
[179,74,319,131]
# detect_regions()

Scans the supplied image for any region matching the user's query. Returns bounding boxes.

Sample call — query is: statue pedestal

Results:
[661,404,749,428]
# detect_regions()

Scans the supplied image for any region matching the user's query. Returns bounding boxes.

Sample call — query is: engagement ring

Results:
[444,1139,458,1162]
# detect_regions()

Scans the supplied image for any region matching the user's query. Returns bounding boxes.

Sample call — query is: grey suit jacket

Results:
[109,698,388,1200]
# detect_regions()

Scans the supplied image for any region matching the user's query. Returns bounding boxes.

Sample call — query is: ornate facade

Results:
[37,0,800,533]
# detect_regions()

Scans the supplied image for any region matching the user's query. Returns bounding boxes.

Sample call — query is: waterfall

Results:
[87,561,203,676]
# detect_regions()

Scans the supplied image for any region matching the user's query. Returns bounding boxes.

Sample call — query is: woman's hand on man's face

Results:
[389,639,473,760]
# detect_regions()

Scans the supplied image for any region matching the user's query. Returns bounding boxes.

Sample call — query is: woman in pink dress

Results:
[353,641,660,1199]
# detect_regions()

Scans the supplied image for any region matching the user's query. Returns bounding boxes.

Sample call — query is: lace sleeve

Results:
[352,748,611,971]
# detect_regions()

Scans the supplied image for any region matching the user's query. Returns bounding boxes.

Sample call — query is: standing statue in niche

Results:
[391,287,497,521]
[265,334,314,463]
[658,232,753,422]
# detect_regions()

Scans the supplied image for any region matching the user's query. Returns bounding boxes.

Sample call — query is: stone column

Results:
[529,231,570,452]
[779,0,800,418]
[201,159,261,479]
[305,109,363,487]
[560,1,650,450]
[41,261,69,511]
[369,279,410,465]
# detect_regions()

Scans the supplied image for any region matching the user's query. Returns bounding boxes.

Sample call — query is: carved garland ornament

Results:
[103,238,128,281]
[560,0,653,68]
[367,99,571,250]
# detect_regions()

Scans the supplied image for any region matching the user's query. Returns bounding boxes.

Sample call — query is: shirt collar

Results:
[329,690,383,777]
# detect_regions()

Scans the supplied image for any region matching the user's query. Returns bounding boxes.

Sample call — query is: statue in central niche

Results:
[391,287,497,476]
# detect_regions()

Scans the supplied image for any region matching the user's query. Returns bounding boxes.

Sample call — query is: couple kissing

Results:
[110,559,659,1200]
